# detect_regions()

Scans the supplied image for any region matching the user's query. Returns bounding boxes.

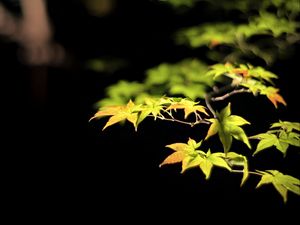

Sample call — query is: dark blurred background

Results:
[1,0,299,222]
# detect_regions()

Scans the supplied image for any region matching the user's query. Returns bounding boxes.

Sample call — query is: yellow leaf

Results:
[273,182,288,203]
[181,155,203,173]
[199,160,213,179]
[167,99,208,119]
[102,114,127,130]
[90,105,124,121]
[127,113,138,131]
[205,119,219,140]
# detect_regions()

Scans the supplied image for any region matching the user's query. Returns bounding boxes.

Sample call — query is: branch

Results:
[205,84,235,118]
[205,94,217,118]
[211,88,251,101]
[150,115,210,127]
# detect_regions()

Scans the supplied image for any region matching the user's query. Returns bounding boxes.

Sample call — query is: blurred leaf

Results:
[86,57,128,73]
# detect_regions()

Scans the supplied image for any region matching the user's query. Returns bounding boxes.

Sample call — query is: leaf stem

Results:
[231,169,262,176]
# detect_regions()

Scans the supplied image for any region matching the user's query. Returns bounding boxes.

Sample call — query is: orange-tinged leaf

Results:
[231,68,249,77]
[210,39,220,47]
[267,92,287,108]
[159,151,186,167]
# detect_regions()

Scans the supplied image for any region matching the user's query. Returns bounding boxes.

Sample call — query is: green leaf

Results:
[91,100,142,131]
[182,154,203,173]
[253,133,278,156]
[256,173,273,188]
[205,63,234,79]
[256,170,300,203]
[160,138,205,173]
[205,103,251,152]
[219,125,233,153]
[270,121,300,132]
[226,115,251,126]
[167,98,208,119]
[251,121,300,156]
[219,102,231,119]
[274,141,289,155]
[208,153,232,171]
[205,119,219,140]
[241,156,249,186]
[273,182,288,203]
[228,125,251,149]
[199,159,213,179]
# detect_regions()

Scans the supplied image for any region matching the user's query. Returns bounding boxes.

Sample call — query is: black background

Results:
[2,0,299,222]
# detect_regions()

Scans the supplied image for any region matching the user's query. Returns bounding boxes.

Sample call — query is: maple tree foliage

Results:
[90,0,300,203]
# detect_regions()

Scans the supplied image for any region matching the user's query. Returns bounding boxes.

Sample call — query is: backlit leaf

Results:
[270,121,300,132]
[159,151,186,167]
[273,182,288,203]
[91,100,142,131]
[208,153,232,171]
[252,133,278,155]
[205,119,219,140]
[205,103,251,152]
[167,99,208,119]
[199,159,213,179]
[252,121,300,156]
[241,156,249,186]
[182,154,203,173]
[256,170,300,203]
[267,91,287,108]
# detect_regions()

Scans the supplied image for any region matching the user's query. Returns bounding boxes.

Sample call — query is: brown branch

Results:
[205,94,217,118]
[151,115,210,126]
[211,88,251,101]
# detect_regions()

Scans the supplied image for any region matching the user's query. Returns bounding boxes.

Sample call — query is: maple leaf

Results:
[270,121,300,132]
[206,63,234,79]
[262,87,287,108]
[199,150,231,179]
[160,138,232,179]
[160,138,231,177]
[166,98,208,119]
[256,170,300,203]
[205,103,251,153]
[251,120,300,156]
[137,97,169,125]
[159,138,204,172]
[90,100,142,131]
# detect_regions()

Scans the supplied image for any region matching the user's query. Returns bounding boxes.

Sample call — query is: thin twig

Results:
[150,115,210,126]
[205,94,217,118]
[211,88,251,101]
